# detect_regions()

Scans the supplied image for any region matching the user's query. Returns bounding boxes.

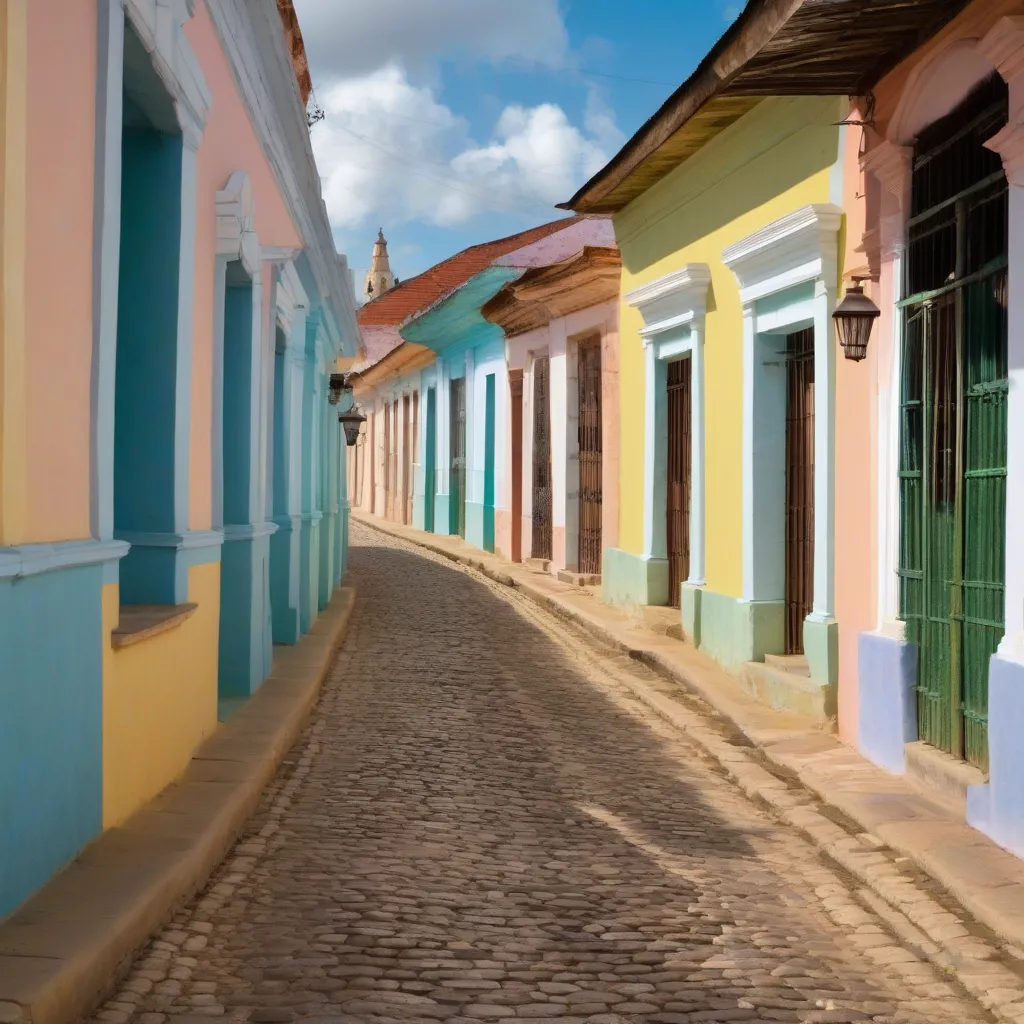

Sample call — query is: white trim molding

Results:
[123,0,211,147]
[722,203,842,305]
[626,264,711,590]
[0,539,129,581]
[204,1,359,356]
[216,170,260,275]
[725,207,841,648]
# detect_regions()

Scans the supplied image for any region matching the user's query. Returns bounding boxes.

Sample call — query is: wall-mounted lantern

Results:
[833,277,880,362]
[339,407,366,447]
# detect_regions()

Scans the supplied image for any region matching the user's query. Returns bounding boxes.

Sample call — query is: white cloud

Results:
[310,64,623,238]
[292,0,569,82]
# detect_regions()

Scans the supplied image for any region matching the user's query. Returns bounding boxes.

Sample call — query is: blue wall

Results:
[0,567,103,918]
[114,126,182,540]
[222,279,254,526]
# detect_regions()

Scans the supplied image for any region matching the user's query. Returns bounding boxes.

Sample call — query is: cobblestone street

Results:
[92,522,997,1024]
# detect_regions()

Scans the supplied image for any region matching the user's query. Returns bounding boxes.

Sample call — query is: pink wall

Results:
[836,0,1017,748]
[24,0,97,542]
[186,1,302,531]
[834,113,877,746]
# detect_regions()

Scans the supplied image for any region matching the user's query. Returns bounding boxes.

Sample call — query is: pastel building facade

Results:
[397,219,616,561]
[567,91,850,723]
[563,0,1024,862]
[839,0,1024,859]
[0,0,358,919]
[482,245,621,575]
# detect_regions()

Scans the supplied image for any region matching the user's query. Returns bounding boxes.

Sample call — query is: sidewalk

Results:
[355,510,1024,1021]
[0,587,356,1024]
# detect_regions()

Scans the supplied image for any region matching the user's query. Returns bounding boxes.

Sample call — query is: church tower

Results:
[363,228,396,301]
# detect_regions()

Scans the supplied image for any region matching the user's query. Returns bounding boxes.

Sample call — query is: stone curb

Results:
[0,585,357,1024]
[354,513,1024,1022]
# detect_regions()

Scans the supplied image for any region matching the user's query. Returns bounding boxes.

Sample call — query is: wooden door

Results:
[510,371,523,562]
[531,356,552,560]
[899,74,1008,769]
[578,338,603,575]
[666,358,691,608]
[402,394,411,524]
[785,327,815,655]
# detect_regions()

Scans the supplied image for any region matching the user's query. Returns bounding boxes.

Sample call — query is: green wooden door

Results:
[898,74,1008,770]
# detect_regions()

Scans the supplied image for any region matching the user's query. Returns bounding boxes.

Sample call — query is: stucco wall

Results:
[185,1,302,533]
[102,562,220,827]
[835,112,876,747]
[24,0,96,543]
[613,96,843,600]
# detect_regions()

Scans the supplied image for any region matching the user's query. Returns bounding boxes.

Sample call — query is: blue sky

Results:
[291,0,743,297]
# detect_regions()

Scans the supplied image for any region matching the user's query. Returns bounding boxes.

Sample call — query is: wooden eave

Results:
[561,0,973,215]
[482,248,621,338]
[350,342,434,393]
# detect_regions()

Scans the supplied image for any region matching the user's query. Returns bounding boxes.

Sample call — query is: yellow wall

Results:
[613,96,844,599]
[102,562,221,828]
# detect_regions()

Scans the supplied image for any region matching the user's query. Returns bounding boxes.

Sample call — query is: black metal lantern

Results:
[338,407,366,447]
[833,277,880,362]
[328,372,352,406]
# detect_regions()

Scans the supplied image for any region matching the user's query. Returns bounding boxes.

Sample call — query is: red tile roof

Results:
[356,216,581,328]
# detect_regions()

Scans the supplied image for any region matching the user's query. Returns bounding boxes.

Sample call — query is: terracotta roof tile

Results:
[356,216,581,328]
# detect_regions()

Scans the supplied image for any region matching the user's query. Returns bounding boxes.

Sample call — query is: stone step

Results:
[524,557,550,572]
[904,740,987,817]
[764,653,811,677]
[556,570,601,587]
[740,660,836,728]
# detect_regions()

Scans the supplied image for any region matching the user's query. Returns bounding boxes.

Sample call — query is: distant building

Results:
[363,229,396,301]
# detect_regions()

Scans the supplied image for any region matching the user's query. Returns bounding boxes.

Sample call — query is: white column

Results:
[464,349,476,505]
[687,324,706,587]
[437,358,449,497]
[863,140,913,634]
[809,280,836,621]
[549,322,569,555]
[982,21,1024,662]
[741,304,757,600]
[642,339,660,559]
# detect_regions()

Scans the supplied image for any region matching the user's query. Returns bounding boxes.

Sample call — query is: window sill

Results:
[111,603,198,649]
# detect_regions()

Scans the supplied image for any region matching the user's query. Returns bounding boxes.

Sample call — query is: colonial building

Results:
[482,242,620,578]
[562,0,1024,864]
[0,0,358,919]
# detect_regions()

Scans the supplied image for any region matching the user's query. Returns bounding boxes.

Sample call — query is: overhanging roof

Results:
[482,247,622,338]
[560,0,973,215]
[400,267,520,352]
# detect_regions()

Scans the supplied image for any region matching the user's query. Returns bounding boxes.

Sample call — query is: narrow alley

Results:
[90,523,994,1024]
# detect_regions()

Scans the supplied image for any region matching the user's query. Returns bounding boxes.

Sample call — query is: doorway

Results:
[510,371,524,562]
[785,327,815,655]
[531,355,553,561]
[578,338,603,575]
[483,373,496,553]
[666,358,692,608]
[449,377,467,538]
[424,388,436,533]
[402,393,411,525]
[899,73,1008,770]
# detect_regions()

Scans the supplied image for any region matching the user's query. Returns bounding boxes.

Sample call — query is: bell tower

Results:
[363,228,396,301]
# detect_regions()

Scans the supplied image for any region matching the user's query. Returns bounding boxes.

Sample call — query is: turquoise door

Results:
[483,373,496,553]
[425,387,436,533]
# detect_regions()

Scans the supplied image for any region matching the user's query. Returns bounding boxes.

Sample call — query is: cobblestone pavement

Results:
[90,522,997,1024]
